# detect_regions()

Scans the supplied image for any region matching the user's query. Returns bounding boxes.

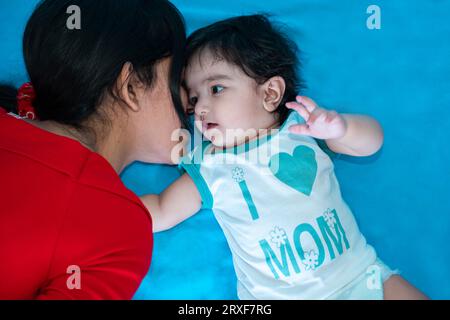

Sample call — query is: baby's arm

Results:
[286,96,384,157]
[325,114,384,157]
[141,173,202,232]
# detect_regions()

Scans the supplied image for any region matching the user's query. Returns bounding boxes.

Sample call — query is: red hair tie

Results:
[17,82,38,120]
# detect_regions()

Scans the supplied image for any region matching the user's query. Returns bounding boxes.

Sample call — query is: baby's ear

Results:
[262,76,286,112]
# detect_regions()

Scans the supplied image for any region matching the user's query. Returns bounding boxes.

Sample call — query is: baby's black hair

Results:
[185,14,305,124]
[0,0,189,131]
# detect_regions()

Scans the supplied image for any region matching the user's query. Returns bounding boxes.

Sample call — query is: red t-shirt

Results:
[0,107,153,299]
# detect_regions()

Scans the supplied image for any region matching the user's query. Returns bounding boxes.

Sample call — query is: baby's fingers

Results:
[288,124,312,136]
[296,96,318,113]
[286,102,310,122]
[305,111,324,127]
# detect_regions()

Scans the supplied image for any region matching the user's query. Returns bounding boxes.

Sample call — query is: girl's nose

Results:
[195,99,210,117]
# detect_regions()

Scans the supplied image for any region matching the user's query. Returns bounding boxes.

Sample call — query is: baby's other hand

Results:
[286,96,347,140]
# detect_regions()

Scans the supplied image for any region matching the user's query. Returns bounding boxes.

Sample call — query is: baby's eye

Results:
[211,85,224,95]
[189,96,198,106]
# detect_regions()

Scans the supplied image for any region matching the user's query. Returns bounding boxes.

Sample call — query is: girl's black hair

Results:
[185,14,305,124]
[0,0,189,130]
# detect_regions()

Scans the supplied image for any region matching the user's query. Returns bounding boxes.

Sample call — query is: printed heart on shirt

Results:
[268,145,317,196]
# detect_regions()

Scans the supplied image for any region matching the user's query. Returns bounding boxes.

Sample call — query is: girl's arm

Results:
[140,173,202,232]
[286,96,384,157]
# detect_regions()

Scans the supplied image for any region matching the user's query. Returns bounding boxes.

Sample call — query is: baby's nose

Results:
[195,101,210,117]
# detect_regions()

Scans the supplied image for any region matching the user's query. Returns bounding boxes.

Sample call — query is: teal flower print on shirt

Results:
[303,250,320,271]
[323,208,337,229]
[269,226,288,248]
[232,167,245,183]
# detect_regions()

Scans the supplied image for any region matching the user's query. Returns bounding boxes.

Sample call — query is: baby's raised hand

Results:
[286,96,347,140]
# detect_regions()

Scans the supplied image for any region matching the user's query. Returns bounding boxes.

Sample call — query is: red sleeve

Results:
[36,185,153,300]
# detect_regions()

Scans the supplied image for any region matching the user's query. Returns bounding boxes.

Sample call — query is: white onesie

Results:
[179,111,381,299]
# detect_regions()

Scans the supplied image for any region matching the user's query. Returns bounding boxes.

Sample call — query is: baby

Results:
[141,15,426,300]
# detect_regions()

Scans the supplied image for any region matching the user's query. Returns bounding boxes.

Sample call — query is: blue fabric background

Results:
[0,0,448,299]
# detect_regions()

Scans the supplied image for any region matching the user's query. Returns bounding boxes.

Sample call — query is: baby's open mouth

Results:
[204,122,219,131]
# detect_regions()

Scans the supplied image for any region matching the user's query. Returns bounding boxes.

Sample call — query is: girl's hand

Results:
[286,96,347,140]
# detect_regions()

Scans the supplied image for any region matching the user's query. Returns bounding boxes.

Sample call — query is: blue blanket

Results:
[1,0,448,299]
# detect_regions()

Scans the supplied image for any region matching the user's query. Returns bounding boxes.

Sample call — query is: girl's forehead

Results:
[188,50,231,72]
[185,54,238,87]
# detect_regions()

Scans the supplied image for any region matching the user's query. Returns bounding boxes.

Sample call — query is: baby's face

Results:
[185,50,277,148]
